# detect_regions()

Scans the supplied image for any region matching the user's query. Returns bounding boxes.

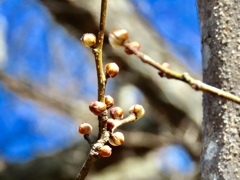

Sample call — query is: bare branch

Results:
[76,0,108,179]
[123,42,240,105]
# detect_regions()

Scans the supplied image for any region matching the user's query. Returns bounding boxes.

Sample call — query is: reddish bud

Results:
[105,95,114,108]
[98,145,112,158]
[78,123,92,135]
[81,33,96,48]
[107,118,116,131]
[105,63,119,78]
[89,101,107,116]
[110,107,124,119]
[109,29,129,48]
[109,132,125,146]
[129,104,145,119]
[124,41,141,55]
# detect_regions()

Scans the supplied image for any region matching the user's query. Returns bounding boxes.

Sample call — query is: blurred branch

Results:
[0,71,87,120]
[123,129,200,161]
[40,0,99,38]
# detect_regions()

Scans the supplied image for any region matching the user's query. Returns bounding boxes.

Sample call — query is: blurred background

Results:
[0,0,202,179]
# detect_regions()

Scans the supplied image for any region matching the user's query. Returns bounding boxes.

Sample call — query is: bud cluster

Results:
[79,29,146,159]
[79,95,145,157]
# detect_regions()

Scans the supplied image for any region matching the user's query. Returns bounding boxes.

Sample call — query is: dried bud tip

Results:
[78,123,92,135]
[110,106,124,119]
[89,101,107,116]
[105,63,119,78]
[129,104,145,119]
[109,29,129,48]
[125,41,141,55]
[105,95,114,108]
[107,118,116,131]
[81,33,96,48]
[98,145,112,158]
[109,132,125,146]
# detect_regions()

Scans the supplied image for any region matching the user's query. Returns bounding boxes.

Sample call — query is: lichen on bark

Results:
[198,0,240,179]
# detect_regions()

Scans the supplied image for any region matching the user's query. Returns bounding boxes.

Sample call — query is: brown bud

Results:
[110,107,124,119]
[109,132,125,146]
[109,29,129,48]
[129,104,145,119]
[98,145,112,158]
[78,123,92,135]
[124,41,141,55]
[81,33,96,48]
[105,63,119,78]
[107,118,116,131]
[89,101,107,116]
[105,95,114,108]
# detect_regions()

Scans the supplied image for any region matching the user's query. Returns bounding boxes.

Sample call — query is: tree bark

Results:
[198,0,240,179]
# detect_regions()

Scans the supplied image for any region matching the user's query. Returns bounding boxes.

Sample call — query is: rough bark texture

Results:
[198,0,240,179]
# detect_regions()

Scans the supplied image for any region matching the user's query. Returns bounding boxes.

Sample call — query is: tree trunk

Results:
[198,0,240,179]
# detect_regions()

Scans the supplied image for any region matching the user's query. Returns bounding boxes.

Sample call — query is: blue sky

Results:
[0,0,199,173]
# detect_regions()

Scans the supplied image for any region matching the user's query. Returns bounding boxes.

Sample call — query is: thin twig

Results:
[83,134,94,146]
[92,0,107,103]
[111,114,136,132]
[76,0,108,179]
[123,42,240,104]
[0,71,84,119]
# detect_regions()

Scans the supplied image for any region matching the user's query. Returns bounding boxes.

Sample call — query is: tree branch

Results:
[92,0,107,103]
[76,0,108,179]
[123,42,240,105]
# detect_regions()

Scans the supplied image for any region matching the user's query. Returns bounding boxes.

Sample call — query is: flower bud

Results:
[158,62,171,77]
[161,62,171,69]
[89,101,107,116]
[107,118,116,131]
[124,41,141,55]
[109,29,129,48]
[110,107,124,119]
[109,132,125,146]
[98,145,112,157]
[105,63,119,78]
[105,95,114,108]
[81,33,96,48]
[129,104,145,119]
[78,123,92,135]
